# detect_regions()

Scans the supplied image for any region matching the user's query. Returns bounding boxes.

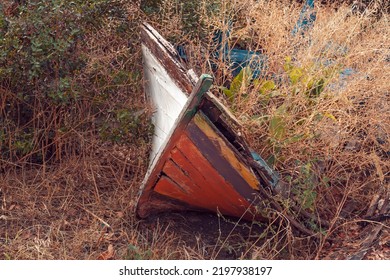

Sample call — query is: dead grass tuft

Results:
[168,0,389,259]
[1,0,389,259]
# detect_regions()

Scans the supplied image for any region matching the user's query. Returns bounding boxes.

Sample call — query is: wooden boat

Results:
[137,23,279,221]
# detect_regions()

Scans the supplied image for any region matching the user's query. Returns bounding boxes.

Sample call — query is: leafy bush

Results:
[0,0,151,164]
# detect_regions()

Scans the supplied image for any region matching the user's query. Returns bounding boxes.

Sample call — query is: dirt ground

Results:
[1,156,388,260]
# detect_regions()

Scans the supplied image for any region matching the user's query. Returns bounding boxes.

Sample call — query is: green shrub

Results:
[0,0,150,164]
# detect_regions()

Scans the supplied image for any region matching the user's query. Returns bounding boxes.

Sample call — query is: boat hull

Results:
[137,23,278,221]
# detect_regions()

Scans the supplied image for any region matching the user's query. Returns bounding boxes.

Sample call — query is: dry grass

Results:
[1,0,389,259]
[183,0,389,259]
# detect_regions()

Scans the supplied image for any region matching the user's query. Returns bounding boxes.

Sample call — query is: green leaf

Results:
[230,68,244,95]
[221,86,233,101]
[289,67,304,85]
[302,188,317,211]
[285,133,305,144]
[323,112,337,122]
[283,56,293,72]
[266,154,276,166]
[269,104,287,141]
[306,78,325,97]
[259,80,276,94]
[270,115,285,140]
[221,67,252,102]
[231,66,251,94]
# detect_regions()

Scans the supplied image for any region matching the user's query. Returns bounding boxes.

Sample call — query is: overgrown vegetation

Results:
[0,0,151,164]
[1,0,389,259]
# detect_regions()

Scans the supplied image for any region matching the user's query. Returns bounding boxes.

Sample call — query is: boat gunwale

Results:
[137,22,278,219]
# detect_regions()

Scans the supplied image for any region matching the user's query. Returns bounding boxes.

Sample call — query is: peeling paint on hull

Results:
[137,23,278,221]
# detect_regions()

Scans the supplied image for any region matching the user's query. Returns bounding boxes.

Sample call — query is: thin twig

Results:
[77,205,111,228]
[257,186,320,237]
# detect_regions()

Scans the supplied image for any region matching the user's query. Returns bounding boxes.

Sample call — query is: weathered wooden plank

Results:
[142,45,188,161]
[142,190,199,215]
[137,23,278,220]
[173,133,255,218]
[141,22,253,164]
[154,175,191,202]
[157,168,252,218]
[137,75,213,218]
[188,113,261,193]
[162,158,199,195]
[141,23,193,94]
[141,23,243,133]
[169,147,208,187]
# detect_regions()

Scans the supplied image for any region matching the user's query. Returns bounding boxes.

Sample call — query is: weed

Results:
[1,0,389,260]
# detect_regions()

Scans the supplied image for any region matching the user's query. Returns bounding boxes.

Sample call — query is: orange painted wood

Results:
[137,75,212,218]
[162,158,200,195]
[138,24,274,220]
[155,132,255,218]
[154,175,192,203]
[190,113,260,191]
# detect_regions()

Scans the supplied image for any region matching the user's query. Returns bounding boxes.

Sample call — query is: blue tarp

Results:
[177,0,355,85]
[211,27,266,79]
[292,0,317,36]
